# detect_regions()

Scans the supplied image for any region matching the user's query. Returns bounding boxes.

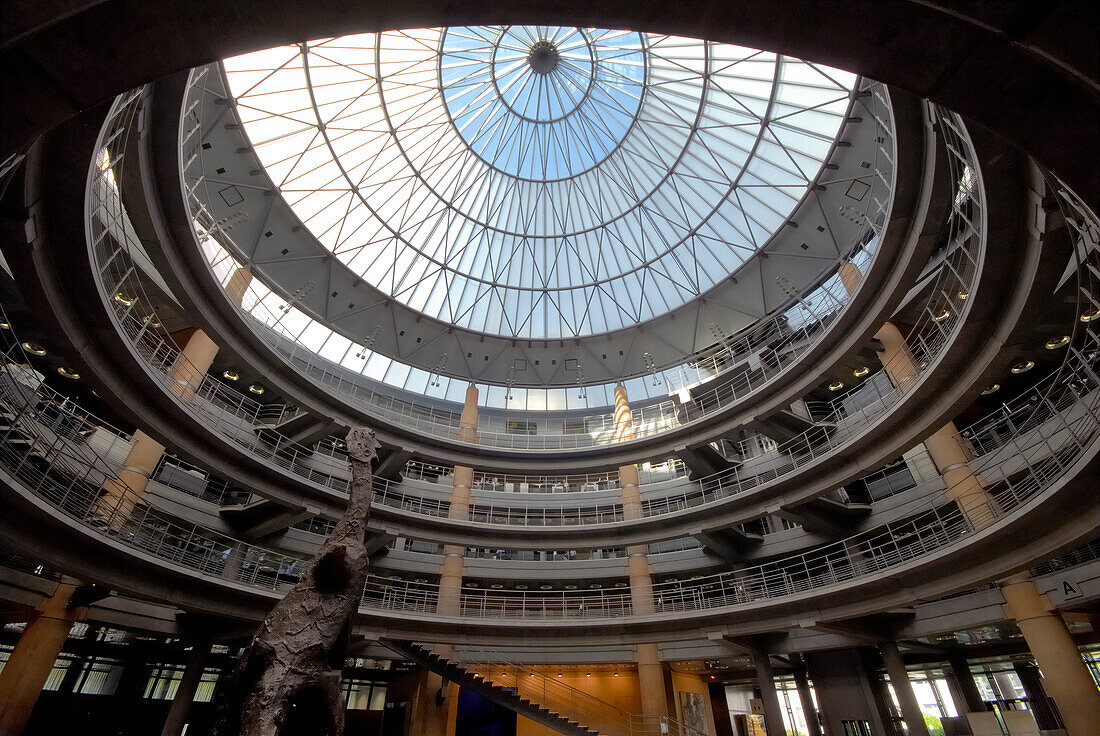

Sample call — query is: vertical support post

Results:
[1000,574,1100,736]
[793,655,823,736]
[880,642,929,736]
[753,653,787,736]
[160,642,212,736]
[0,579,87,735]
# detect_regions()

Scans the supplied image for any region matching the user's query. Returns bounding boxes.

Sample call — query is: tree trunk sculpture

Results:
[213,427,380,736]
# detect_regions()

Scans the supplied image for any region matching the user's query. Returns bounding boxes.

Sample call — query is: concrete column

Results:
[159,642,211,736]
[846,265,1093,734]
[946,653,985,714]
[224,267,253,306]
[416,388,478,736]
[437,550,465,617]
[880,643,930,736]
[99,268,252,519]
[792,658,823,736]
[838,262,863,295]
[0,580,87,735]
[709,681,735,736]
[438,464,473,617]
[613,384,634,442]
[619,463,642,521]
[922,424,994,526]
[753,653,787,736]
[458,384,479,444]
[167,328,220,400]
[97,428,165,523]
[169,267,251,401]
[1012,663,1062,731]
[1000,574,1100,736]
[406,669,456,736]
[614,385,667,717]
[637,643,668,717]
[838,262,918,394]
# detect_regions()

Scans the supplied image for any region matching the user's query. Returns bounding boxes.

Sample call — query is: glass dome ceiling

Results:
[223,27,857,340]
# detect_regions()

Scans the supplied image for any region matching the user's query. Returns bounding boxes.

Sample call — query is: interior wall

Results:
[671,672,719,735]
[516,670,642,736]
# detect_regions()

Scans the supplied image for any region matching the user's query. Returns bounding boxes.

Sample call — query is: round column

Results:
[1000,575,1100,736]
[0,580,87,735]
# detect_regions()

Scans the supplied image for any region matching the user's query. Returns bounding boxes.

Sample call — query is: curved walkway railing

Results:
[94,86,992,529]
[3,268,1095,618]
[174,71,896,450]
[88,98,979,530]
[13,153,1100,622]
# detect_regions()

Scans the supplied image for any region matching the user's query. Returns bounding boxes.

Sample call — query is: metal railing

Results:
[178,70,896,450]
[84,90,997,538]
[5,226,1098,620]
[454,644,636,736]
[10,89,1083,623]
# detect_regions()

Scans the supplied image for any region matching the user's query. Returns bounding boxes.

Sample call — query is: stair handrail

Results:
[449,643,635,736]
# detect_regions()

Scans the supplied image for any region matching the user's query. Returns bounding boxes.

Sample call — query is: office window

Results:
[342,678,387,710]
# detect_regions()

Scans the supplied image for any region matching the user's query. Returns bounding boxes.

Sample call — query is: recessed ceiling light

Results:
[0,321,10,330]
[1011,360,1035,374]
[853,366,869,377]
[223,370,239,381]
[114,292,135,306]
[981,384,1000,395]
[1081,308,1100,323]
[933,308,951,321]
[57,367,80,380]
[21,342,46,356]
[143,315,161,328]
[490,584,503,589]
[1045,335,1070,349]
[539,585,553,590]
[827,380,844,391]
[957,291,969,300]
[249,384,265,394]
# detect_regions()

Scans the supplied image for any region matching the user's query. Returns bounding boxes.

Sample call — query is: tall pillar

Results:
[1012,663,1062,731]
[99,268,252,518]
[97,429,165,523]
[1000,574,1100,736]
[880,642,930,736]
[614,384,667,717]
[792,657,823,736]
[613,384,634,443]
[844,263,1098,732]
[458,384,479,443]
[159,642,211,736]
[805,649,892,736]
[168,268,252,402]
[0,579,87,735]
[946,653,985,714]
[753,653,787,736]
[412,385,480,736]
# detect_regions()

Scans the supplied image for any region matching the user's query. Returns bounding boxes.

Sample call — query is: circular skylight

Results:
[224,27,856,339]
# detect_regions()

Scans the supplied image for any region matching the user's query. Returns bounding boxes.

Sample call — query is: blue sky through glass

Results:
[223,28,857,339]
[441,26,645,180]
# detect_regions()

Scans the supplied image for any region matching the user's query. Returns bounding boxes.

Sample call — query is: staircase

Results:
[381,640,711,736]
[381,639,625,736]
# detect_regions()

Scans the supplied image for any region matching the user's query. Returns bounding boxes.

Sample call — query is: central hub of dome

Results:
[527,40,560,75]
